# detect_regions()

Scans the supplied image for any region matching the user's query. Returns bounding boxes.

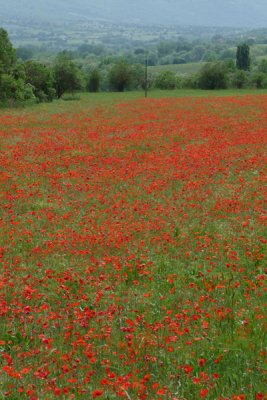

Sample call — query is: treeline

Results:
[0,28,148,104]
[1,28,267,106]
[154,49,267,90]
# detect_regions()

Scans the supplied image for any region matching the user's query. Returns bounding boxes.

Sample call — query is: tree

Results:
[258,58,267,73]
[0,28,16,73]
[16,47,34,61]
[231,69,248,89]
[236,44,250,71]
[198,62,227,90]
[108,61,133,92]
[87,68,100,92]
[154,71,177,90]
[53,54,84,98]
[131,64,146,90]
[250,72,267,89]
[0,28,34,105]
[0,74,34,103]
[24,61,55,102]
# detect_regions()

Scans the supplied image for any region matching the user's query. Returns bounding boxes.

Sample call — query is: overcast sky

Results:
[0,0,267,27]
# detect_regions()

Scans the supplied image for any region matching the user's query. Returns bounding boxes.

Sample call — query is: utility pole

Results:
[145,55,148,98]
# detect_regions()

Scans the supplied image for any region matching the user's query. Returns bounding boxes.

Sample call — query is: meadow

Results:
[0,90,266,399]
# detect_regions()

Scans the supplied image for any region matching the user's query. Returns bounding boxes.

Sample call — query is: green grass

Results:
[2,88,267,117]
[148,62,204,76]
[0,91,266,399]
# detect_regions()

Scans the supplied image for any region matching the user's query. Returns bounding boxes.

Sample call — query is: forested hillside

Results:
[0,0,267,27]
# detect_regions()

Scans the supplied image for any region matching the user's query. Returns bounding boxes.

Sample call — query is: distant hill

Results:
[0,0,267,27]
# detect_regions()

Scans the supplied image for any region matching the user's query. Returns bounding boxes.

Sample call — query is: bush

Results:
[231,69,249,89]
[258,59,267,73]
[198,62,227,90]
[87,68,100,92]
[154,71,177,89]
[250,72,267,89]
[108,61,133,92]
[24,61,55,102]
[0,74,34,103]
[53,54,84,98]
[180,74,198,89]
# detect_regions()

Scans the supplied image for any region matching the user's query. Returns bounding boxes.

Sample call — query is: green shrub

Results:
[231,69,249,89]
[0,74,34,103]
[154,71,177,89]
[198,62,228,90]
[87,68,101,92]
[250,72,267,88]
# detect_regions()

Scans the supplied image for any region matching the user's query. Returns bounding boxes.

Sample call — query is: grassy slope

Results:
[148,62,204,76]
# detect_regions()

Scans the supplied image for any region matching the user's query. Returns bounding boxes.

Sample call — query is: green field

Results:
[4,88,267,116]
[148,62,204,76]
[0,90,266,399]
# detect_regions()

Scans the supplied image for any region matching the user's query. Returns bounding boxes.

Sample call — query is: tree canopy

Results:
[0,28,16,73]
[236,44,250,71]
[53,53,83,98]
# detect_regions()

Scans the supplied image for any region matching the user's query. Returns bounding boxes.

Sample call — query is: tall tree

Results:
[108,61,133,92]
[53,53,83,98]
[24,61,55,101]
[87,68,100,92]
[0,28,16,73]
[236,44,250,71]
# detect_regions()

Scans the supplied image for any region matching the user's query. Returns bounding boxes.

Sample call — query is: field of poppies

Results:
[0,93,266,399]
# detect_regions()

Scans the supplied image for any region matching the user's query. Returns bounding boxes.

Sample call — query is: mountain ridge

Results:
[0,0,267,27]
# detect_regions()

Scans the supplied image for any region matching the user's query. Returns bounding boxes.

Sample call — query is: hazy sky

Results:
[0,0,267,27]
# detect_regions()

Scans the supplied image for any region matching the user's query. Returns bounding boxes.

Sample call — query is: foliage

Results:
[53,53,84,98]
[236,43,250,71]
[154,70,177,89]
[181,74,199,89]
[24,61,55,102]
[0,73,34,103]
[231,69,249,89]
[0,27,16,73]
[258,58,267,73]
[108,61,133,91]
[130,64,146,90]
[250,71,267,88]
[16,47,34,61]
[198,62,228,89]
[87,68,101,92]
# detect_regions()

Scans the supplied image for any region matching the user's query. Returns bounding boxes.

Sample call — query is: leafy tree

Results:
[0,74,34,103]
[236,44,250,71]
[154,71,177,89]
[198,62,227,90]
[231,69,248,89]
[181,74,199,89]
[258,58,267,73]
[87,68,100,92]
[78,43,105,57]
[16,47,34,61]
[24,61,55,102]
[53,54,84,98]
[131,64,146,90]
[147,52,158,66]
[202,51,217,62]
[219,48,236,60]
[108,61,133,92]
[0,28,16,73]
[250,72,267,88]
[224,59,236,72]
[157,41,176,57]
[191,45,206,62]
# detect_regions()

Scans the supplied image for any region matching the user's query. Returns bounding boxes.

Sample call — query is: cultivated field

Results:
[0,92,266,399]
